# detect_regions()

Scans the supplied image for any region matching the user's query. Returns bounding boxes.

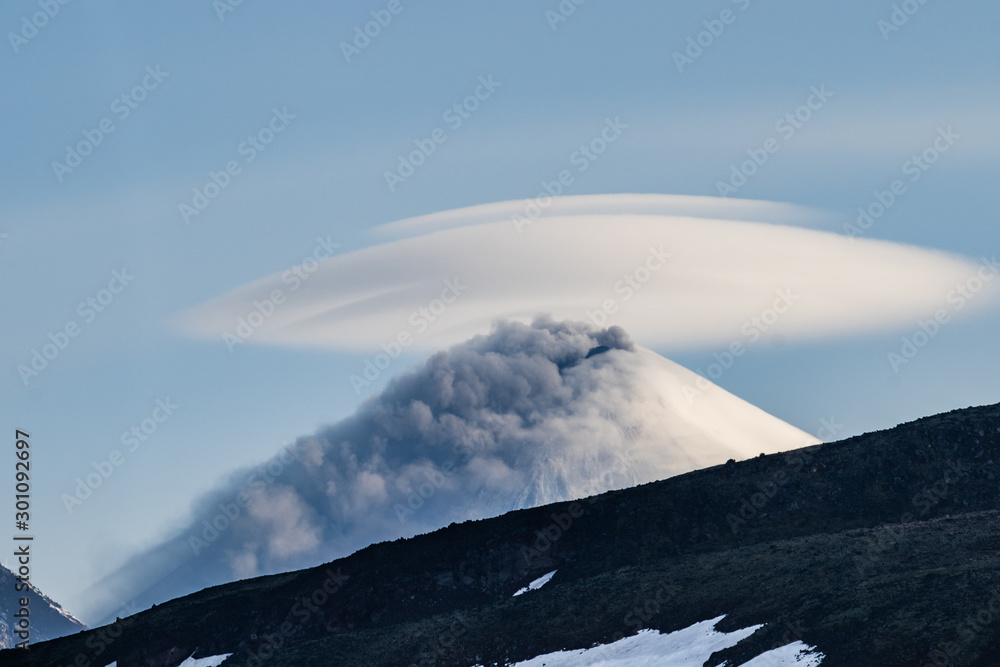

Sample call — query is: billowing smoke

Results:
[82,317,813,622]
[201,317,637,577]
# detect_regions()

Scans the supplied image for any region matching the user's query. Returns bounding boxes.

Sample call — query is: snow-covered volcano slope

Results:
[494,339,819,512]
[83,318,817,621]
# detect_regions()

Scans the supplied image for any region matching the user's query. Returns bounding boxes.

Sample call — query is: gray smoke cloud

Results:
[82,316,809,622]
[210,316,637,576]
[83,317,642,620]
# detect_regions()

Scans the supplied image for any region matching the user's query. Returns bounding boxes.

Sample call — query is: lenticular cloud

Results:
[84,317,816,622]
[175,193,992,352]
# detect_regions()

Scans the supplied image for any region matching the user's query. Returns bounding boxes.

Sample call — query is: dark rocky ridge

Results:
[5,402,1000,666]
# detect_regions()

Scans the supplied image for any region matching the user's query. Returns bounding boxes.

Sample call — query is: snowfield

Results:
[472,616,823,666]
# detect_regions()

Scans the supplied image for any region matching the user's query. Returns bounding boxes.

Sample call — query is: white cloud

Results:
[174,194,993,352]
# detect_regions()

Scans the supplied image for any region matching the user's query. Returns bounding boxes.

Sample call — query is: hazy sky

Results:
[1,1,998,613]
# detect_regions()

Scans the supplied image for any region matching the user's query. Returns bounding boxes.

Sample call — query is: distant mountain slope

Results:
[6,402,1000,666]
[475,344,821,512]
[0,564,86,648]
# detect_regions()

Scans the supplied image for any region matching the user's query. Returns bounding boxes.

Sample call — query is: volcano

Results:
[78,318,817,624]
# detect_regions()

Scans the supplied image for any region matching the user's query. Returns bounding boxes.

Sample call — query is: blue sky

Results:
[1,0,998,613]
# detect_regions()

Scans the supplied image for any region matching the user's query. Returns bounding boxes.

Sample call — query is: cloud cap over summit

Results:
[175,194,996,352]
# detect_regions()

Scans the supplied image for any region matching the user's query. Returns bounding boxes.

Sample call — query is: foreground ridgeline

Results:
[5,403,1000,666]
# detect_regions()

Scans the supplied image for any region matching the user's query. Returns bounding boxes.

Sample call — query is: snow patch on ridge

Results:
[470,615,823,666]
[102,655,233,667]
[513,570,557,597]
[177,654,233,667]
[736,640,824,665]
